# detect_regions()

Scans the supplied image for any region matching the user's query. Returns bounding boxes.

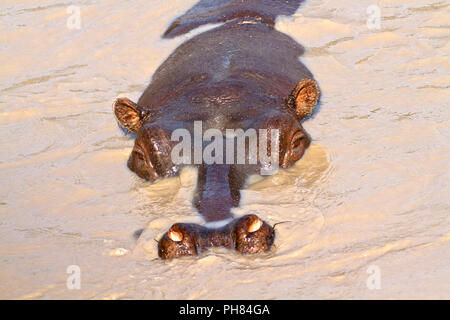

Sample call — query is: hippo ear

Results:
[113,97,147,133]
[286,78,320,120]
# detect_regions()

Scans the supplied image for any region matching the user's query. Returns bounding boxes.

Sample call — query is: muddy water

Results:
[0,0,449,299]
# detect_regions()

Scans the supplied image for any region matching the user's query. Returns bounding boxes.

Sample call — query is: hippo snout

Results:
[158,214,275,259]
[233,214,275,254]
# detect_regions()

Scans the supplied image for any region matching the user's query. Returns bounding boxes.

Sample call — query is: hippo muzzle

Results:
[158,214,275,259]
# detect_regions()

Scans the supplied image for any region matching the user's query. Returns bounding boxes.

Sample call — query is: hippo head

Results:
[114,77,319,259]
[114,78,320,181]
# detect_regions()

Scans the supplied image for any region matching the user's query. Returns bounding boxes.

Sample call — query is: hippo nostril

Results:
[168,230,183,242]
[247,218,262,233]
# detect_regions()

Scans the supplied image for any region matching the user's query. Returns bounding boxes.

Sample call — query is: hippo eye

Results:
[247,218,262,233]
[291,132,305,150]
[168,230,183,242]
[132,149,145,162]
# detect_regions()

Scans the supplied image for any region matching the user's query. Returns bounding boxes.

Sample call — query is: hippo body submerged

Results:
[114,0,320,259]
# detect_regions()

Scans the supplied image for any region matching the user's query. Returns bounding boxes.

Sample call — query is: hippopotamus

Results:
[113,0,320,259]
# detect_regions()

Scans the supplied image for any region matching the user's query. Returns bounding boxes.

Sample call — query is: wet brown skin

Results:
[158,215,275,259]
[113,0,320,259]
[163,0,306,39]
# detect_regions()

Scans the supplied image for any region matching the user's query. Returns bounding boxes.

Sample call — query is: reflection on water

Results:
[0,0,449,299]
